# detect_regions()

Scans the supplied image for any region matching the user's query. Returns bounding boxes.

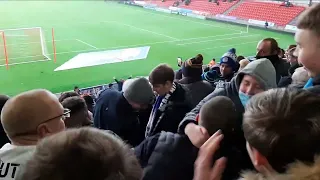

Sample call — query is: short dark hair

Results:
[20,127,142,180]
[74,86,79,90]
[236,56,245,62]
[59,92,79,102]
[297,3,320,37]
[262,38,280,55]
[243,88,320,173]
[199,96,238,136]
[149,64,174,85]
[61,97,91,128]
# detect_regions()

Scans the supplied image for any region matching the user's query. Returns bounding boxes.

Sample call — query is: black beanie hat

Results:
[182,54,203,78]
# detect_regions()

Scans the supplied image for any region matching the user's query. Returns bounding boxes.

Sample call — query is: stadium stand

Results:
[148,0,176,7]
[228,1,305,26]
[179,0,238,15]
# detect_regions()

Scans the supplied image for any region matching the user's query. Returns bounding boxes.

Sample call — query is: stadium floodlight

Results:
[0,27,52,69]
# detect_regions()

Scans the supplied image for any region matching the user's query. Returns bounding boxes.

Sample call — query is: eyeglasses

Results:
[12,108,71,137]
[42,108,71,124]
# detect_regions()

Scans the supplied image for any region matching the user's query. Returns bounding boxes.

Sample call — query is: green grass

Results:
[0,1,295,96]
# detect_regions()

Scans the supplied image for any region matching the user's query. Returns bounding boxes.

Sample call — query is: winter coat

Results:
[178,58,277,134]
[264,55,290,84]
[93,89,148,146]
[145,82,192,137]
[135,132,197,180]
[135,131,252,180]
[239,156,320,180]
[178,77,214,108]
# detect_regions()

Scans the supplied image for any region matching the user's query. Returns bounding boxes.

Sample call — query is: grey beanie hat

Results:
[123,77,154,105]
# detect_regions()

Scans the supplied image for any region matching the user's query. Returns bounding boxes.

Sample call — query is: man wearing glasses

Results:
[0,89,66,180]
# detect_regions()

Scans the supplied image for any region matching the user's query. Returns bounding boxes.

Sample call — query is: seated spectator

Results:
[238,59,250,72]
[58,91,79,102]
[178,54,214,107]
[256,38,290,83]
[290,67,309,88]
[202,48,239,86]
[0,89,65,179]
[19,127,142,180]
[146,64,192,137]
[241,88,320,178]
[82,94,95,113]
[0,95,10,147]
[61,96,93,128]
[135,96,246,180]
[178,58,276,156]
[94,77,154,146]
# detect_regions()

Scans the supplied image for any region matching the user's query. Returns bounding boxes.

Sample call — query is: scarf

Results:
[304,78,314,89]
[145,83,177,137]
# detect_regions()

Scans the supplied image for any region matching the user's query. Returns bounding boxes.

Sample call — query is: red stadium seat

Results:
[227,1,305,26]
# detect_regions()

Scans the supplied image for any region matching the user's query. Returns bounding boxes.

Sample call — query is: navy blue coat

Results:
[93,89,148,146]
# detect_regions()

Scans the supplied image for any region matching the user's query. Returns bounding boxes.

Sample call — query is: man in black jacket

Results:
[256,38,290,84]
[135,96,247,180]
[146,64,192,138]
[93,77,154,146]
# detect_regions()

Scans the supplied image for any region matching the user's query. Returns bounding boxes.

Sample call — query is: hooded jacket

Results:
[178,58,277,133]
[239,156,320,180]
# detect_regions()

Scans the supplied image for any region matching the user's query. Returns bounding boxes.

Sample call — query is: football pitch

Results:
[0,1,295,96]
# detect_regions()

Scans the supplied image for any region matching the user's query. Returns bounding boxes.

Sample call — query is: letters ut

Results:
[0,160,20,178]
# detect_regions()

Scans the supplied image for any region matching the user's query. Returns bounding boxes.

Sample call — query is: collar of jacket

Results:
[239,155,320,180]
[178,76,202,84]
[312,74,320,86]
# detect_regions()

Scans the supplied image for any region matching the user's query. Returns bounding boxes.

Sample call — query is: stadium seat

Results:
[228,1,305,26]
[147,0,177,7]
[179,0,238,15]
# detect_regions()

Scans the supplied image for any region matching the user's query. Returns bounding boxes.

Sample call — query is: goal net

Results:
[0,27,50,67]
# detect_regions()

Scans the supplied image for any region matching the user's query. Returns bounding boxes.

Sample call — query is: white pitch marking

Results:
[76,39,98,49]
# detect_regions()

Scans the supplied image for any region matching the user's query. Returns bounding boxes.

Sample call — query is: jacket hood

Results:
[234,58,277,91]
[239,155,320,180]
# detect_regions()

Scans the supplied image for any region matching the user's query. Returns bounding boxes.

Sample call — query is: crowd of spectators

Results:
[0,3,320,180]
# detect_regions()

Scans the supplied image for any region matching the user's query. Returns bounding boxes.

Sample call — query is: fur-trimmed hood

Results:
[239,156,320,180]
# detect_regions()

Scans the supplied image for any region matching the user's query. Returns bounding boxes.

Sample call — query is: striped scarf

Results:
[145,83,177,137]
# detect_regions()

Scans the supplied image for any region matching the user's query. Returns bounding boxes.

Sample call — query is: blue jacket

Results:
[93,89,148,146]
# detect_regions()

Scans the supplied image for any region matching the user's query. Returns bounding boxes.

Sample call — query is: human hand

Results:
[185,123,210,148]
[193,130,227,180]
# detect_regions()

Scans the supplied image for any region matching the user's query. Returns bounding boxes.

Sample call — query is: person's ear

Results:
[37,124,49,138]
[251,147,269,167]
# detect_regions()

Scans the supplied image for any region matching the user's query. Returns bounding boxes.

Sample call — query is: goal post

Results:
[0,27,51,68]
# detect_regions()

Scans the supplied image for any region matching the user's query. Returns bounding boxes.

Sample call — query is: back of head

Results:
[297,3,320,37]
[1,89,64,141]
[123,77,154,105]
[243,88,320,173]
[292,67,309,85]
[238,59,250,71]
[61,96,92,128]
[149,64,174,85]
[20,127,142,180]
[263,38,280,55]
[59,91,79,102]
[182,54,204,78]
[236,58,277,90]
[199,96,237,136]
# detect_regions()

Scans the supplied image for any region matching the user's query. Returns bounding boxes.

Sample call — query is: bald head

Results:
[1,89,64,139]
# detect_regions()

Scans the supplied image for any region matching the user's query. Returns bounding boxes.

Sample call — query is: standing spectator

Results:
[61,96,93,128]
[179,54,214,107]
[19,128,142,180]
[58,91,79,102]
[278,45,300,87]
[146,64,192,137]
[135,96,246,180]
[0,95,10,147]
[294,4,320,91]
[93,77,154,146]
[241,88,320,178]
[82,94,95,113]
[256,38,290,83]
[202,48,239,86]
[0,89,65,179]
[178,58,276,152]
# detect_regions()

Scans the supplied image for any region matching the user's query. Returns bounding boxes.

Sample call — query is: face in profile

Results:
[152,81,171,96]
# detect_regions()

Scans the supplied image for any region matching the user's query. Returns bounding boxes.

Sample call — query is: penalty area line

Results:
[76,39,98,49]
